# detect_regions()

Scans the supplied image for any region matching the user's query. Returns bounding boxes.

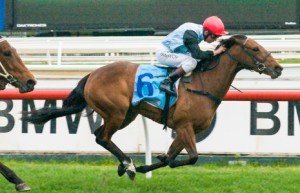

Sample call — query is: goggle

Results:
[210,33,221,40]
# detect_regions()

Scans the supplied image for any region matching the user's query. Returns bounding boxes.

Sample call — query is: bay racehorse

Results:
[0,36,36,191]
[23,35,282,180]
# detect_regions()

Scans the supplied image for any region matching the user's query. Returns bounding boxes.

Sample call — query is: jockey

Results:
[156,16,228,95]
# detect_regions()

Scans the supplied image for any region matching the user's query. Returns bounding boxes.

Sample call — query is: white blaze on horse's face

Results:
[242,38,283,79]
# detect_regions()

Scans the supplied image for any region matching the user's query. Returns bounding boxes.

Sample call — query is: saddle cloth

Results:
[132,65,178,110]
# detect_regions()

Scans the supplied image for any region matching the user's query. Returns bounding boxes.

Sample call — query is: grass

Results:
[278,58,300,64]
[0,160,299,193]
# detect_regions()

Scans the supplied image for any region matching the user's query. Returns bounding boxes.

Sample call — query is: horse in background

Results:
[0,37,36,191]
[0,37,36,92]
[23,35,282,181]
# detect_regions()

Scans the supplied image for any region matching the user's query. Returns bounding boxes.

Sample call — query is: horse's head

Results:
[0,37,36,93]
[221,35,283,79]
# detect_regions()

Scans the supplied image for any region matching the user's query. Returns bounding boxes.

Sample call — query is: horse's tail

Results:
[23,74,90,124]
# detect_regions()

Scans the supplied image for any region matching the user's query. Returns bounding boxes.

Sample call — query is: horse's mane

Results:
[218,34,247,49]
[195,34,247,71]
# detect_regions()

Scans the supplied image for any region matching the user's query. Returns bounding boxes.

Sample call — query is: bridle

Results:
[226,38,271,73]
[0,39,18,85]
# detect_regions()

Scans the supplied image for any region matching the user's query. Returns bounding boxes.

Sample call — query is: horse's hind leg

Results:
[0,162,31,192]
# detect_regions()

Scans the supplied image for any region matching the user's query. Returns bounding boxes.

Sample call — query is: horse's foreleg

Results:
[0,162,31,192]
[167,125,198,168]
[136,135,184,173]
[94,124,136,180]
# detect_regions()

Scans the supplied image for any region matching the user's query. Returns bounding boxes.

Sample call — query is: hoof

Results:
[122,158,136,180]
[117,164,126,177]
[126,169,136,181]
[15,183,31,192]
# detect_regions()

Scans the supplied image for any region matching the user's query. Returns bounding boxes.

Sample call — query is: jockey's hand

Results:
[213,45,226,56]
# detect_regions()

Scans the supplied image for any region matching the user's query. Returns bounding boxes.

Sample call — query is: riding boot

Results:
[159,67,186,95]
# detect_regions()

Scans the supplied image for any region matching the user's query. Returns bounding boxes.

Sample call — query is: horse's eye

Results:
[252,47,259,52]
[3,51,12,57]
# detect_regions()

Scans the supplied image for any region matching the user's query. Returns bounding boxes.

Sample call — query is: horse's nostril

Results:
[274,66,283,76]
[27,79,36,86]
[275,66,283,72]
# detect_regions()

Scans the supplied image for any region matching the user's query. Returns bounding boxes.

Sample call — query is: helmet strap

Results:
[203,30,210,41]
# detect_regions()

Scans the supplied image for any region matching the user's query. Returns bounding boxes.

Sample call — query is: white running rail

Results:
[5,35,300,71]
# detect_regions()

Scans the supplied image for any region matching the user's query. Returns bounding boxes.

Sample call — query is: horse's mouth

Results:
[19,86,34,93]
[271,68,283,79]
[19,84,35,93]
[11,80,35,93]
[264,66,282,79]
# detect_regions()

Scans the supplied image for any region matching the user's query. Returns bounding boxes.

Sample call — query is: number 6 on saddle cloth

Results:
[132,65,179,110]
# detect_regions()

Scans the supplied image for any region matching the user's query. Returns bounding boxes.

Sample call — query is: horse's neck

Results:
[194,54,239,99]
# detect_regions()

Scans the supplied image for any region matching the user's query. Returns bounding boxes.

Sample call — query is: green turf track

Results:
[279,59,300,64]
[0,160,299,193]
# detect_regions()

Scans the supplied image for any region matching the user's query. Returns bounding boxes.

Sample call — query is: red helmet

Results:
[203,16,228,36]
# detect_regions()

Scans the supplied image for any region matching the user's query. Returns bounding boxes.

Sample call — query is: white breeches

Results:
[155,45,198,73]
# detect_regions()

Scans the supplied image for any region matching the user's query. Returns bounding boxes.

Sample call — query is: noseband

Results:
[226,38,271,73]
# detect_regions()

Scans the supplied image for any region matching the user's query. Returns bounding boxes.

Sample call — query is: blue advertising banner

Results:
[0,0,4,31]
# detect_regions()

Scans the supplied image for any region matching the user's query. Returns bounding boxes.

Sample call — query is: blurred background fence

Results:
[5,35,300,72]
